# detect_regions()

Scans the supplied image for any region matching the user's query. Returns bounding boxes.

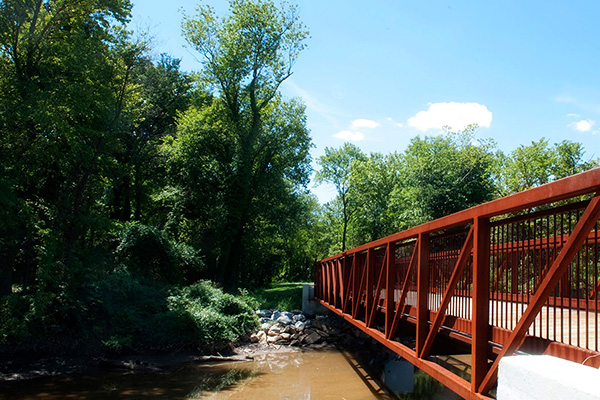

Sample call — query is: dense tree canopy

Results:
[0,0,134,295]
[314,128,597,253]
[0,0,598,355]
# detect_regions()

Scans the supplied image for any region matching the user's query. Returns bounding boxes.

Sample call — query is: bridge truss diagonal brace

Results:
[420,226,474,358]
[368,249,388,327]
[387,239,418,340]
[342,256,355,313]
[479,193,600,394]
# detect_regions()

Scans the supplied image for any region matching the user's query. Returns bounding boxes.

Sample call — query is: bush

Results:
[1,271,258,353]
[166,281,259,346]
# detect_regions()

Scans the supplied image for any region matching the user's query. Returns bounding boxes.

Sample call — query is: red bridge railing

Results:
[314,168,600,399]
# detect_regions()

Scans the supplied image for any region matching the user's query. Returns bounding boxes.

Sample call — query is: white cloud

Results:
[570,119,595,132]
[333,130,364,141]
[407,102,492,131]
[351,119,380,129]
[567,113,581,118]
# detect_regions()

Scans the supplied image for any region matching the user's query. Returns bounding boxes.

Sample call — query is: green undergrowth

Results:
[248,282,306,311]
[0,276,259,354]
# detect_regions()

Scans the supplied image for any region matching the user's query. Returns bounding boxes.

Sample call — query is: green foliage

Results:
[162,0,312,291]
[350,152,402,244]
[315,127,498,253]
[0,0,314,352]
[398,126,497,223]
[167,281,258,345]
[316,143,366,251]
[0,273,258,351]
[498,138,598,195]
[116,223,204,284]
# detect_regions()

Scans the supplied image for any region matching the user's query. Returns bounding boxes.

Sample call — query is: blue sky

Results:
[131,0,600,203]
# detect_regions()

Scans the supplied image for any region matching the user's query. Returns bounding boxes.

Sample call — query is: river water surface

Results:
[0,348,459,399]
[0,349,392,400]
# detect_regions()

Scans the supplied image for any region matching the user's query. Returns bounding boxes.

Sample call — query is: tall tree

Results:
[315,143,366,251]
[396,126,497,224]
[177,0,311,290]
[0,0,132,294]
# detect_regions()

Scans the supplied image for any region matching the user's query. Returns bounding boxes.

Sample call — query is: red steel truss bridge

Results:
[314,168,600,399]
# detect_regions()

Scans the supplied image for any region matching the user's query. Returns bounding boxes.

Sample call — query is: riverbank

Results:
[0,310,355,383]
[0,310,461,399]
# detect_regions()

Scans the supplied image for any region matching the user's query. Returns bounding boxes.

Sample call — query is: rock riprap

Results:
[250,310,345,347]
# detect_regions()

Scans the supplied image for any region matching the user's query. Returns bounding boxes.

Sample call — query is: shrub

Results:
[166,281,259,346]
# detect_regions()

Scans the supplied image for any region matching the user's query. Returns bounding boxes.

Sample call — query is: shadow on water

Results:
[0,363,260,400]
[0,348,460,400]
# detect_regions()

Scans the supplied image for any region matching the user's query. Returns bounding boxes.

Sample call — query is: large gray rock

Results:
[271,310,282,320]
[293,313,306,322]
[303,331,321,345]
[257,331,267,342]
[256,309,272,318]
[260,322,272,331]
[266,335,281,343]
[294,321,306,331]
[277,315,293,326]
[268,324,282,334]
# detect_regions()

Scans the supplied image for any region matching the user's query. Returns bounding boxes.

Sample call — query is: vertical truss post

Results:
[366,248,375,324]
[320,262,326,302]
[416,232,430,356]
[342,256,351,313]
[327,261,333,304]
[472,217,490,393]
[338,258,344,308]
[385,241,395,337]
[332,259,338,307]
[352,255,364,319]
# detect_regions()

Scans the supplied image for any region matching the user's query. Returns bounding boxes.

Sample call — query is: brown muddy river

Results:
[0,349,457,399]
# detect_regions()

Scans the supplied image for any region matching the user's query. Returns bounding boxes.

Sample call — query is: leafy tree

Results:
[166,0,311,290]
[105,51,191,223]
[0,0,132,294]
[394,126,497,225]
[164,94,312,288]
[499,138,598,195]
[315,143,366,251]
[350,152,402,244]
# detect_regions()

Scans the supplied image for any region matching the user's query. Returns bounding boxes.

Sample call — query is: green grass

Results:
[248,282,306,311]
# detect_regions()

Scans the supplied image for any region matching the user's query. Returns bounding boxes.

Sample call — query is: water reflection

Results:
[0,363,257,400]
